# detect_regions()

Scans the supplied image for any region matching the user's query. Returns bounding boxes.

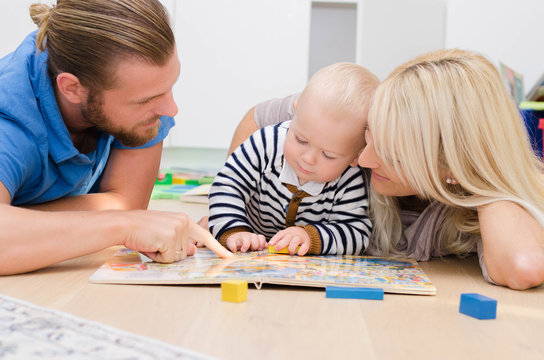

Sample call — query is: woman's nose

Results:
[358,142,378,168]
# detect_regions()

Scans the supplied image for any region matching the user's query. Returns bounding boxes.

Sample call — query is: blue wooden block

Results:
[325,286,384,300]
[459,293,497,320]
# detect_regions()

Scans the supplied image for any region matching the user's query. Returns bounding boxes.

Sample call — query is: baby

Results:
[208,62,379,255]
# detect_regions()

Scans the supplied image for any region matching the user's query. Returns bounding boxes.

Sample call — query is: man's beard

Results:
[81,92,160,147]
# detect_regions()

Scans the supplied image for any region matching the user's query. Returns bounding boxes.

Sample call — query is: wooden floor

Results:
[1,200,543,359]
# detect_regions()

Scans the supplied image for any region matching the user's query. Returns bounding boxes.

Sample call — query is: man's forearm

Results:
[0,204,125,274]
[24,191,143,211]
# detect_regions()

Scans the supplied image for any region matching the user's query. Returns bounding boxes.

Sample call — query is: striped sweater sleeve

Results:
[306,168,372,255]
[208,125,278,244]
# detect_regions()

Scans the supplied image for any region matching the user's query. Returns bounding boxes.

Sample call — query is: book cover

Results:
[527,73,544,102]
[89,248,436,295]
[178,183,211,204]
[499,61,525,104]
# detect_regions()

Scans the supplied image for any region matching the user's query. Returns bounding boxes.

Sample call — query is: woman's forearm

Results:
[478,200,544,290]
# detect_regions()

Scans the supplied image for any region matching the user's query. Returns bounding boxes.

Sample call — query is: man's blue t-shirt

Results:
[0,32,175,206]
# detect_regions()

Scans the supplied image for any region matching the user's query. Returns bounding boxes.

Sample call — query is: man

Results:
[0,0,230,275]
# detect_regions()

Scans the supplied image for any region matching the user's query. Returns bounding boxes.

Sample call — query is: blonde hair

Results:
[299,62,380,122]
[29,0,175,91]
[369,49,544,256]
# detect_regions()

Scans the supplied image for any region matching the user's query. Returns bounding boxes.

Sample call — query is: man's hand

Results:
[123,211,233,262]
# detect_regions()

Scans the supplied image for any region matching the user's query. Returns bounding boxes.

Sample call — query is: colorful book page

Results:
[90,249,436,295]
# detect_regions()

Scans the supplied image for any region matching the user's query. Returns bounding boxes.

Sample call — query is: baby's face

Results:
[283,98,365,185]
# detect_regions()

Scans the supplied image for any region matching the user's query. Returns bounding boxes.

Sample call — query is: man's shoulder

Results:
[0,118,39,150]
[0,31,50,144]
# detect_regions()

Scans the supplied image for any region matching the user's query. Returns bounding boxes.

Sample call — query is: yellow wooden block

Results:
[221,280,248,302]
[267,244,300,254]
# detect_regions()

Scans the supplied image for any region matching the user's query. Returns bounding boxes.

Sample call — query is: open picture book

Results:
[90,248,436,295]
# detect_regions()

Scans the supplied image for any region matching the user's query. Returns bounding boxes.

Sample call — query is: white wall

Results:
[0,1,41,58]
[1,0,542,149]
[169,0,309,148]
[0,1,175,59]
[358,0,446,80]
[446,0,544,90]
[309,2,357,78]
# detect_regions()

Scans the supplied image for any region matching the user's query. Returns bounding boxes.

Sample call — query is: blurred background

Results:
[1,0,542,164]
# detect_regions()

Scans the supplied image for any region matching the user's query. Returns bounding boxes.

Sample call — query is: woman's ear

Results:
[56,72,87,104]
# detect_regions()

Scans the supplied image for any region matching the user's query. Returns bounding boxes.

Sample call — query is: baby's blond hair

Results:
[299,62,379,121]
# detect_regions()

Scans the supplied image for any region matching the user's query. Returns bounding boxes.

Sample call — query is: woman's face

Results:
[358,128,418,197]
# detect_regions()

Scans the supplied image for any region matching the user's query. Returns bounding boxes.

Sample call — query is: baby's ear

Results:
[349,149,363,167]
[349,155,360,167]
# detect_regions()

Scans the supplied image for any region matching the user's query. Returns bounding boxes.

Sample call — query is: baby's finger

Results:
[275,234,292,251]
[249,234,263,250]
[240,235,252,252]
[258,235,267,250]
[268,233,279,246]
[288,237,302,255]
[227,239,238,253]
[297,241,310,256]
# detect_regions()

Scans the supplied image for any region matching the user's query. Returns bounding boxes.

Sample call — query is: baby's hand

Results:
[269,227,310,256]
[226,232,267,253]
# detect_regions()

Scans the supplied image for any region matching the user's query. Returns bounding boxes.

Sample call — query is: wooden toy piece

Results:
[221,280,248,302]
[267,244,300,254]
[459,293,497,320]
[325,286,384,300]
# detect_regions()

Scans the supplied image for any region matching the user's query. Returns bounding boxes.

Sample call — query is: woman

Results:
[229,49,544,290]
